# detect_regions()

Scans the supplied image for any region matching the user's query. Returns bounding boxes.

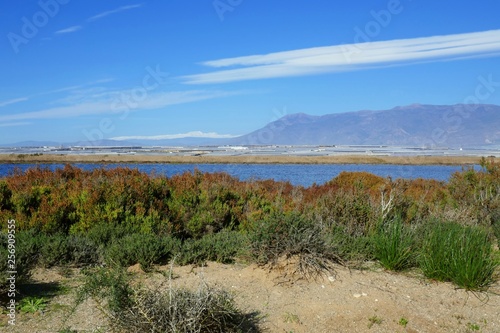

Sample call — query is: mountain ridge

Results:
[2,104,499,148]
[230,103,500,148]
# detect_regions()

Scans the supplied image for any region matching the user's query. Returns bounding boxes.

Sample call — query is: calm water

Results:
[0,163,473,187]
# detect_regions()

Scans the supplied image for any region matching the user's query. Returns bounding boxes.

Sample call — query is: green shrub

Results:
[35,233,102,267]
[0,230,44,293]
[105,242,132,268]
[177,230,247,266]
[329,226,374,264]
[105,233,180,271]
[39,233,71,268]
[447,158,500,229]
[492,210,500,248]
[135,235,180,271]
[373,215,415,271]
[84,222,137,247]
[66,235,101,266]
[313,188,377,237]
[77,267,133,314]
[419,221,498,290]
[0,236,13,293]
[249,212,341,279]
[0,180,12,210]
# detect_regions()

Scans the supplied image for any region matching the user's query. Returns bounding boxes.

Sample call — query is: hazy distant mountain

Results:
[1,139,137,148]
[4,104,499,148]
[71,139,139,147]
[3,137,229,148]
[231,104,500,148]
[0,140,65,148]
[123,137,228,147]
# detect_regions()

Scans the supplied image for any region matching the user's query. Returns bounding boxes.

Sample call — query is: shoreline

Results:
[0,153,488,165]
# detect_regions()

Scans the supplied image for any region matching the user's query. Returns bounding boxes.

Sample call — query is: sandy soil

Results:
[4,261,500,333]
[0,153,485,165]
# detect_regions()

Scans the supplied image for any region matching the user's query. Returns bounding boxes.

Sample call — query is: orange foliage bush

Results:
[1,162,496,240]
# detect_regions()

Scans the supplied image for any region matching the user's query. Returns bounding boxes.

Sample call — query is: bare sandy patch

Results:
[6,262,500,333]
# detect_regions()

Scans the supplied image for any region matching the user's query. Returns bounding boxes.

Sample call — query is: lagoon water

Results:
[0,163,473,187]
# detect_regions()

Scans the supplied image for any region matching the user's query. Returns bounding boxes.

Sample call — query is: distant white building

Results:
[219,146,248,150]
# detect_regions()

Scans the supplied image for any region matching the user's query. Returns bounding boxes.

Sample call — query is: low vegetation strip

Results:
[0,152,484,165]
[0,158,498,330]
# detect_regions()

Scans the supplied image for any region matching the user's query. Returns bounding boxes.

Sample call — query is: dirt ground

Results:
[3,261,500,333]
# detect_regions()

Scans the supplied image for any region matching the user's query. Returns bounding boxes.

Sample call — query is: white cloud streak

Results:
[0,122,30,128]
[55,25,82,34]
[87,4,143,22]
[0,90,237,122]
[38,78,115,97]
[0,97,28,108]
[0,79,116,113]
[183,29,500,84]
[111,131,238,141]
[53,4,143,36]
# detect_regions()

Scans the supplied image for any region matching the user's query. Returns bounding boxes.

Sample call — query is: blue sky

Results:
[1,0,500,144]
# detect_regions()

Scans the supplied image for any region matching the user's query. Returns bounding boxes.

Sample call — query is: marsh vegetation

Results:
[0,157,499,331]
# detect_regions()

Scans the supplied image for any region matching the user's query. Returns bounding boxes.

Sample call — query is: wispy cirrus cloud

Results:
[0,122,31,128]
[0,97,29,108]
[0,79,115,111]
[55,25,82,35]
[183,29,500,84]
[53,4,142,36]
[0,90,239,122]
[111,131,238,141]
[40,78,115,97]
[87,4,143,22]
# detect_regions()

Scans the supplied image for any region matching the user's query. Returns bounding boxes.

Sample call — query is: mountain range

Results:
[3,104,500,148]
[229,103,500,148]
